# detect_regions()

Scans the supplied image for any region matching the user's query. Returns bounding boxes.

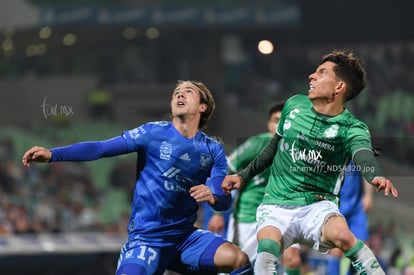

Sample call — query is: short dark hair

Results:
[321,50,367,101]
[268,100,285,118]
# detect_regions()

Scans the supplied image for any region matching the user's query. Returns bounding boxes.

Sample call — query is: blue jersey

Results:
[122,121,228,246]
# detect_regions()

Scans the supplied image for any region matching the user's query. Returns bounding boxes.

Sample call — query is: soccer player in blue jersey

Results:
[222,50,398,274]
[22,80,252,275]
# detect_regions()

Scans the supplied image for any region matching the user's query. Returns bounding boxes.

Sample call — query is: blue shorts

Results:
[346,209,369,241]
[116,229,226,275]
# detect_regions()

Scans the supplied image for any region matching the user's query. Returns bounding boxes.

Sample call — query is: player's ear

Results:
[199,103,207,113]
[335,81,345,94]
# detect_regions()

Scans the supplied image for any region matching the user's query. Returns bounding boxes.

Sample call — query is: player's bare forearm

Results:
[371,177,398,198]
[221,174,243,194]
[22,146,52,167]
[362,179,374,212]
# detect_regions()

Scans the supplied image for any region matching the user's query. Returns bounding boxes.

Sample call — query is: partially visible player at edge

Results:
[222,50,398,275]
[208,101,285,260]
[22,80,253,275]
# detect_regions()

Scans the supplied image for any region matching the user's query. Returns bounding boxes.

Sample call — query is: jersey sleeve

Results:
[209,141,232,210]
[346,121,373,155]
[346,121,383,182]
[122,122,153,151]
[227,136,260,173]
[237,134,280,183]
[276,95,300,137]
[210,141,228,180]
[50,136,129,162]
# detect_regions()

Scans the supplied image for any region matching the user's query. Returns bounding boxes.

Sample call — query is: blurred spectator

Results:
[88,84,114,121]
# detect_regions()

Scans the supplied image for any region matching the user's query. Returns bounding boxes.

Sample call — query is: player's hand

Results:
[221,174,243,194]
[22,146,52,167]
[208,214,225,234]
[189,184,215,204]
[371,177,398,198]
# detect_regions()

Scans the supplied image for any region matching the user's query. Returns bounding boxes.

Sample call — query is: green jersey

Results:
[263,94,373,206]
[228,132,272,222]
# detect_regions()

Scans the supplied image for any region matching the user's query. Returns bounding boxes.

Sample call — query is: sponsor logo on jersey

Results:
[160,141,172,160]
[163,167,198,193]
[163,167,181,178]
[179,153,191,161]
[314,140,335,151]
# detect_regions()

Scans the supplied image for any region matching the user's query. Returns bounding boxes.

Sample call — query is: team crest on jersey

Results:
[323,124,339,138]
[200,153,211,170]
[160,141,172,160]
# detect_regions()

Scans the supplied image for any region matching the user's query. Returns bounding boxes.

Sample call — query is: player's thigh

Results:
[304,201,347,252]
[116,263,148,275]
[256,204,289,244]
[177,229,227,272]
[116,243,174,275]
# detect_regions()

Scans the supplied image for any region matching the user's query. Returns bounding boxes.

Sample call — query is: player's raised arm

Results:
[353,148,398,198]
[223,133,281,196]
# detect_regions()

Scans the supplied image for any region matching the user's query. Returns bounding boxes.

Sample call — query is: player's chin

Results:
[307,91,317,99]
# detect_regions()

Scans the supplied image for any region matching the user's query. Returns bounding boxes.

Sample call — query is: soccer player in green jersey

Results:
[225,101,285,260]
[222,50,398,275]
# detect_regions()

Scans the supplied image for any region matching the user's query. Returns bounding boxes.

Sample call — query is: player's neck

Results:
[172,116,200,138]
[312,100,344,116]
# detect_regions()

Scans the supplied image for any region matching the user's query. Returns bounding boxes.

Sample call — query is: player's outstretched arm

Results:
[22,146,52,167]
[221,174,243,194]
[371,177,398,198]
[353,149,398,198]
